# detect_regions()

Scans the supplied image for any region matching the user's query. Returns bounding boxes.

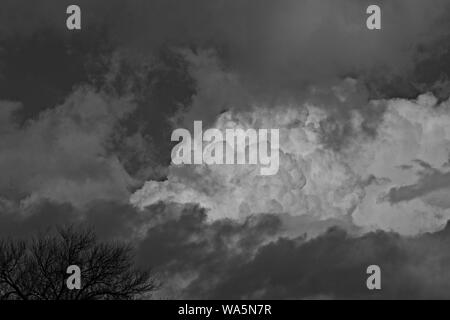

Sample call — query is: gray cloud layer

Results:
[2,0,450,95]
[2,199,450,299]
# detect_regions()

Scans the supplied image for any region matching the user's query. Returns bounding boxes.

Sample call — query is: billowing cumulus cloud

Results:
[131,51,450,236]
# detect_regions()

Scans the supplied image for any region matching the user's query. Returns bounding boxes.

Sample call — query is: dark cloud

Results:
[132,204,450,299]
[140,211,450,299]
[384,162,450,208]
[205,229,409,299]
[229,224,450,299]
[2,0,450,95]
[0,199,143,240]
[136,203,281,268]
[107,48,196,179]
[0,200,79,237]
[3,197,450,299]
[0,27,112,122]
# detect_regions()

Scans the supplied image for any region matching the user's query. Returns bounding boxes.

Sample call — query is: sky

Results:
[2,0,450,299]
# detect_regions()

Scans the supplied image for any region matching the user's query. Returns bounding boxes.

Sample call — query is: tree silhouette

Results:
[0,227,156,300]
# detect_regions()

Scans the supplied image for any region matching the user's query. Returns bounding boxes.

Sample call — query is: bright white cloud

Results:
[131,55,450,236]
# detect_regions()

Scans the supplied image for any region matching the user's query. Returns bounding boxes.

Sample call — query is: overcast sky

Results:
[1,0,450,299]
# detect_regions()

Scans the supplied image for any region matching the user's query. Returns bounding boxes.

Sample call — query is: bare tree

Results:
[0,226,156,300]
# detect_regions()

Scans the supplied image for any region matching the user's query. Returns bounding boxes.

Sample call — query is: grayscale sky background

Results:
[1,0,450,298]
